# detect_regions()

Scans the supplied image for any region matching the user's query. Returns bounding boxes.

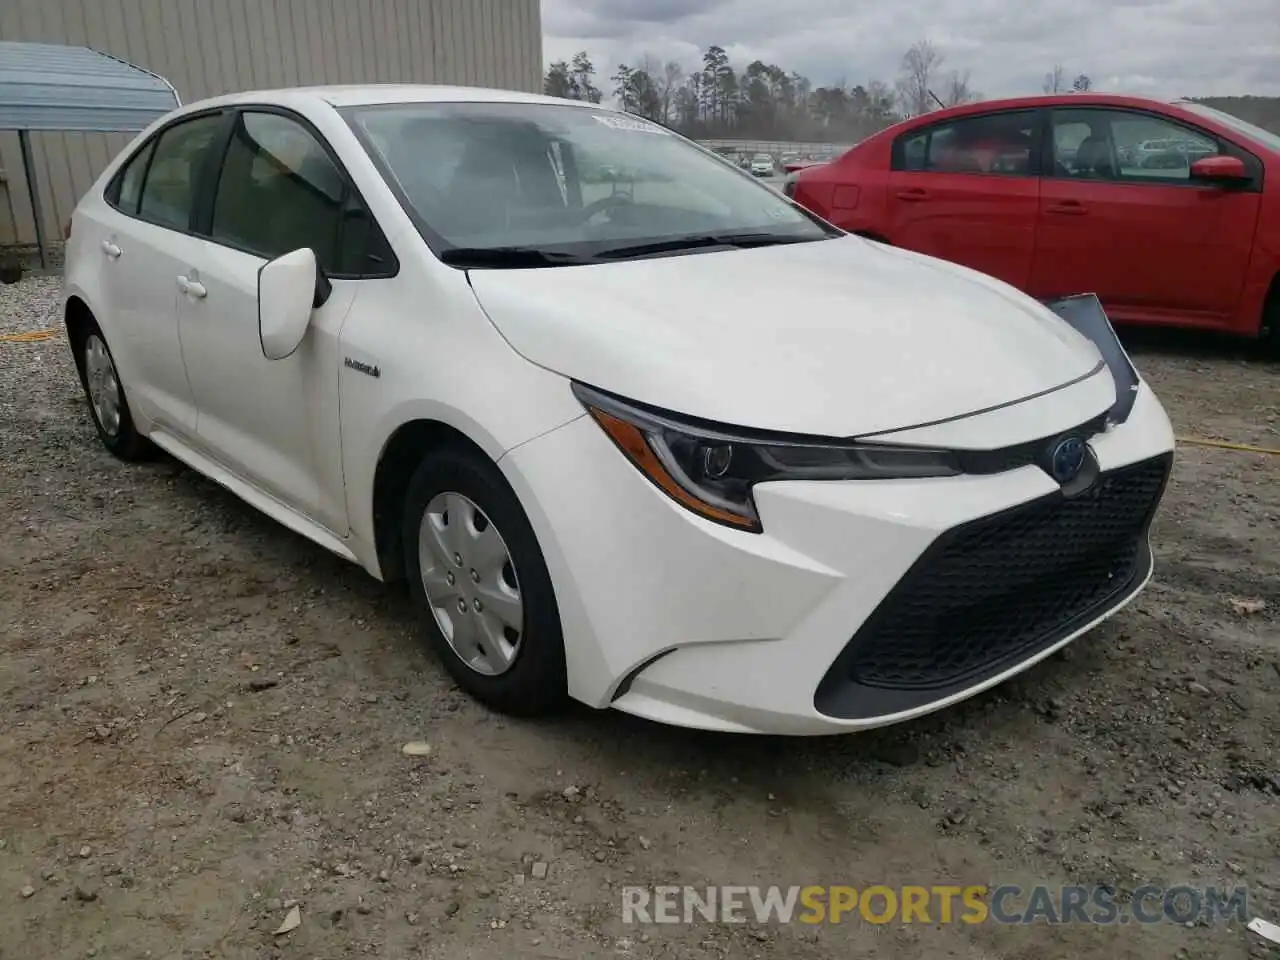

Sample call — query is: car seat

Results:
[1073,134,1116,178]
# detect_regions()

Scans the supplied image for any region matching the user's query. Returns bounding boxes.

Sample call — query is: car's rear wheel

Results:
[73,319,149,461]
[1262,278,1280,357]
[401,444,568,716]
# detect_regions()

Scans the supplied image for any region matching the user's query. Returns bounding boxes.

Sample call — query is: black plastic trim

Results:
[573,377,1106,451]
[1043,293,1141,425]
[610,648,680,702]
[813,452,1172,721]
[852,360,1107,438]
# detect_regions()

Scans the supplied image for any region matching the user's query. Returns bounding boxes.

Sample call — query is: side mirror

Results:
[257,248,329,360]
[1190,154,1248,184]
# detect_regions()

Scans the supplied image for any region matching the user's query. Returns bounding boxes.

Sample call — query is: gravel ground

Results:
[0,275,1277,960]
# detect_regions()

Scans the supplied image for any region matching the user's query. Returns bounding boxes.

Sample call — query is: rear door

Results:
[885,109,1042,288]
[1029,106,1263,327]
[92,111,228,435]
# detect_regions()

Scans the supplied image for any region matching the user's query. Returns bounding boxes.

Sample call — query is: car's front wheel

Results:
[73,318,149,461]
[402,444,568,716]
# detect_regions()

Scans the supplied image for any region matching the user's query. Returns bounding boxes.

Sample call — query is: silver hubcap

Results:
[418,492,524,676]
[84,334,122,438]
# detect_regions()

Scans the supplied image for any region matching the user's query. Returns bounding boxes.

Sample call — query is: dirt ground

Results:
[0,277,1277,960]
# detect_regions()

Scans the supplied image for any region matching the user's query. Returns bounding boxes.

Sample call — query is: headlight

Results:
[572,383,960,532]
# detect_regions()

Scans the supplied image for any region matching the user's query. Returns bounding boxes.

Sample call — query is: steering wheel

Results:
[574,193,634,223]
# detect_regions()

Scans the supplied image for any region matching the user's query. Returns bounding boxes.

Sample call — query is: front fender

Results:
[344,393,582,578]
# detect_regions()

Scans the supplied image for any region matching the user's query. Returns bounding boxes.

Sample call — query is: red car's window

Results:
[895,110,1040,176]
[1048,108,1222,182]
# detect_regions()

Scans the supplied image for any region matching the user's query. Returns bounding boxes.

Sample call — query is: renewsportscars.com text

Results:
[622,884,1249,926]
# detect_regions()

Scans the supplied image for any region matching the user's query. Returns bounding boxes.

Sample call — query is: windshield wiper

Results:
[590,232,821,261]
[441,233,823,268]
[439,246,590,269]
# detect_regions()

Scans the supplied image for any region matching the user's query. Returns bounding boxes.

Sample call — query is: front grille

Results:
[818,453,1171,707]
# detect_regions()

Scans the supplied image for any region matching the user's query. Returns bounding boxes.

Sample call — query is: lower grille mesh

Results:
[840,453,1171,691]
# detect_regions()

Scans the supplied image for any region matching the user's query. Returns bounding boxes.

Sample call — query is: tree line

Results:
[544,41,1096,143]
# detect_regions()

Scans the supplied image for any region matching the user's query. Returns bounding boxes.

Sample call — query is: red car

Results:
[787,93,1280,345]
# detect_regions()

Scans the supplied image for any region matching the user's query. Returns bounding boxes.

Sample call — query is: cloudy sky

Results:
[542,0,1280,102]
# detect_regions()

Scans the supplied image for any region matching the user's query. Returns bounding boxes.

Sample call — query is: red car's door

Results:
[885,108,1042,288]
[1030,107,1262,328]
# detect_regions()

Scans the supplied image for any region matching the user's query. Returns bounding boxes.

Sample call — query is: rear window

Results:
[893,110,1040,176]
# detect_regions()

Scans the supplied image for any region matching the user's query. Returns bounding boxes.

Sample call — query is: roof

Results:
[175,83,606,114]
[858,92,1209,144]
[0,41,179,132]
[321,84,581,108]
[929,92,1178,115]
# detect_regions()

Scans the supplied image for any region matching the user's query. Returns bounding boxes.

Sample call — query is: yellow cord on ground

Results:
[1177,436,1280,457]
[0,328,58,342]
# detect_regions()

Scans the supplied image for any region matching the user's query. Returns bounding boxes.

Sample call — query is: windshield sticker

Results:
[591,114,668,134]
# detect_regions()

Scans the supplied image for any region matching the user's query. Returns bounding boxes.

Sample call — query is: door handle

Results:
[896,188,929,201]
[176,275,208,299]
[101,240,122,259]
[1046,201,1086,215]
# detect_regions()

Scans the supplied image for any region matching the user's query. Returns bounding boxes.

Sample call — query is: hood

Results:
[467,235,1104,437]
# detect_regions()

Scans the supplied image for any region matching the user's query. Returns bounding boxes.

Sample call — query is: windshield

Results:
[342,100,836,265]
[1178,103,1280,153]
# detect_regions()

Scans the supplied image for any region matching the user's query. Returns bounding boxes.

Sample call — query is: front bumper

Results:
[500,381,1175,735]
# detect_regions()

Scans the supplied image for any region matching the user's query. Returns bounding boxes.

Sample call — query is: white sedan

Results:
[62,85,1175,735]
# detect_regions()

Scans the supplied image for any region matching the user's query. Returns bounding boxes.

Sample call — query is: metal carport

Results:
[0,41,179,271]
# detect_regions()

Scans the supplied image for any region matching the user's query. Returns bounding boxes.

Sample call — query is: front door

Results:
[1029,107,1262,327]
[176,109,367,534]
[886,108,1042,289]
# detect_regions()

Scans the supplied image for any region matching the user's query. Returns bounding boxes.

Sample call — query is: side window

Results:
[137,113,224,231]
[211,111,392,277]
[901,134,927,171]
[1050,109,1220,182]
[332,192,397,275]
[108,138,157,215]
[894,111,1039,176]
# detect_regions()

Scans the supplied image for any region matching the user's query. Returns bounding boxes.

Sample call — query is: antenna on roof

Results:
[928,89,946,110]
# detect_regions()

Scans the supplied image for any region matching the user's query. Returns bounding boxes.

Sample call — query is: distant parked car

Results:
[749,153,774,176]
[787,93,1280,346]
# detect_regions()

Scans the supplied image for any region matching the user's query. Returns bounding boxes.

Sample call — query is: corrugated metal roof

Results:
[0,41,179,132]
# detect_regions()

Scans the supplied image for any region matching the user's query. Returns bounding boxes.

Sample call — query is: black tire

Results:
[71,316,151,461]
[401,444,568,716]
[1263,284,1280,358]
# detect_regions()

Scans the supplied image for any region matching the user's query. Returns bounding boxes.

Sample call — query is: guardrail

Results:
[695,138,856,160]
